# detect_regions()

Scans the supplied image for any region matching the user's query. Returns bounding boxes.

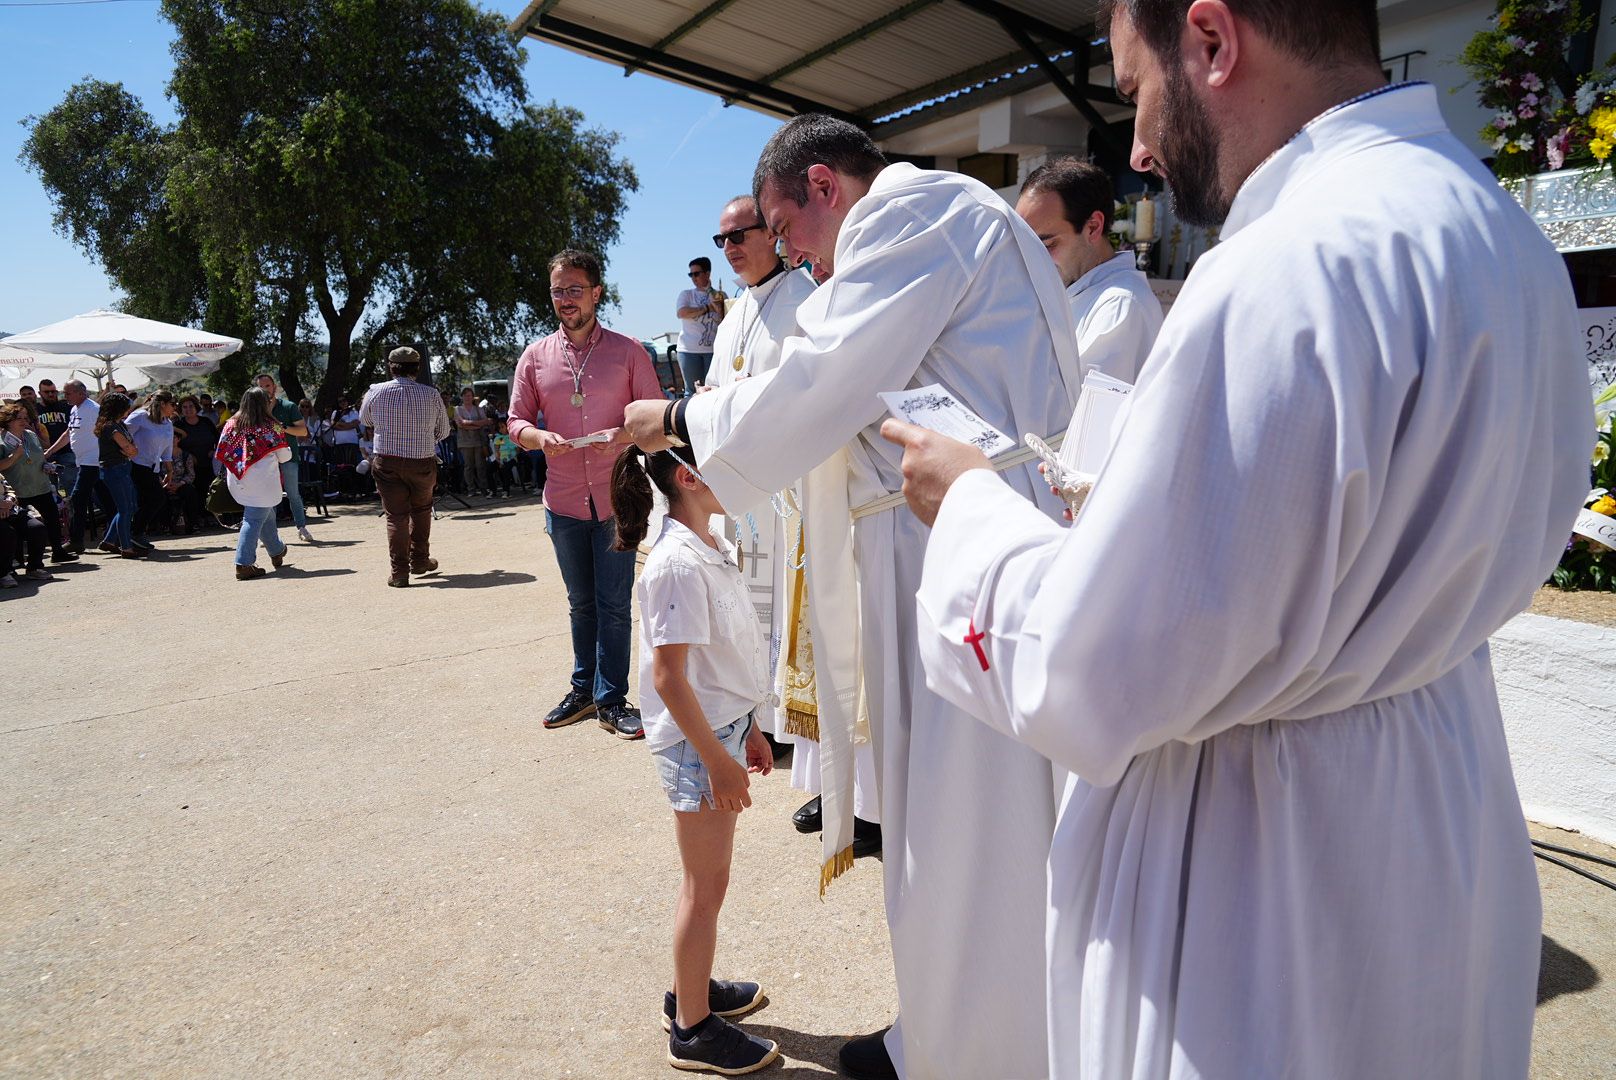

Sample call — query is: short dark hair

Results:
[254,370,276,385]
[1021,156,1116,233]
[752,114,887,208]
[548,248,603,286]
[1102,0,1379,67]
[689,256,712,273]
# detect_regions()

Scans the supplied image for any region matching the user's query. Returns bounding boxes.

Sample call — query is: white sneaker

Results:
[0,573,17,589]
[297,527,315,543]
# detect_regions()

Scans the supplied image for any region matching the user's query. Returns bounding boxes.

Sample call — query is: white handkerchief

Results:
[880,384,1015,457]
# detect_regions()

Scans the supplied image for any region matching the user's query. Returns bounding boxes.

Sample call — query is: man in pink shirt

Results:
[509,249,662,740]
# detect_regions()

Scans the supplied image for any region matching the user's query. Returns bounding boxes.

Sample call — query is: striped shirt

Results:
[359,377,451,459]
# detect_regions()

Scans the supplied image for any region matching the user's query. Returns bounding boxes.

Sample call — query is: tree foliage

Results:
[21,0,638,410]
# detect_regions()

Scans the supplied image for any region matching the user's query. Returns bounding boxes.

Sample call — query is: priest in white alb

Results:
[1015,156,1163,385]
[882,2,1592,1078]
[704,194,883,857]
[626,116,1081,1080]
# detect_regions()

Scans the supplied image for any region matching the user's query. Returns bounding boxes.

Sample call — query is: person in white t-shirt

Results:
[674,257,725,396]
[610,443,778,1077]
[215,387,292,581]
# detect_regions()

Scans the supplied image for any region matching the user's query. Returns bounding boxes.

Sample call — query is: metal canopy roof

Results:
[510,0,1122,142]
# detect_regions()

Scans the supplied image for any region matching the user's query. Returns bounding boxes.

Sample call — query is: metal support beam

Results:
[754,0,943,87]
[624,0,741,78]
[528,15,864,124]
[949,0,1091,57]
[980,7,1129,161]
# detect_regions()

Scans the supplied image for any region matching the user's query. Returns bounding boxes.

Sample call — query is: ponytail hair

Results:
[612,445,685,551]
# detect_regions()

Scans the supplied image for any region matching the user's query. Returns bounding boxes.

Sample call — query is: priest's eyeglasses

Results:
[549,285,591,300]
[712,223,767,249]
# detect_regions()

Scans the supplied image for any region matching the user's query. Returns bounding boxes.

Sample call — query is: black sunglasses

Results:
[711,223,767,249]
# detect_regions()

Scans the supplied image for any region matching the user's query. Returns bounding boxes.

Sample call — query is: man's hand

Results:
[622,399,674,452]
[879,419,992,528]
[534,429,574,456]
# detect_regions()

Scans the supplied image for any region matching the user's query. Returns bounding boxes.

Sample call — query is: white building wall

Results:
[1491,613,1616,847]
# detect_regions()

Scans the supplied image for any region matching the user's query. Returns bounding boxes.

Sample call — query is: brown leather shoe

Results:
[271,548,287,569]
[411,557,439,575]
[236,564,266,580]
[387,574,410,588]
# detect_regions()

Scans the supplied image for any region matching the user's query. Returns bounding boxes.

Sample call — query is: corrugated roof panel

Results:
[515,0,1116,123]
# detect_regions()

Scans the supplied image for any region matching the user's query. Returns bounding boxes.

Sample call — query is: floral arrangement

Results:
[1552,383,1616,590]
[1462,1,1603,178]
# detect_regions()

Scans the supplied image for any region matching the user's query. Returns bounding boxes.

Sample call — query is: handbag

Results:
[206,475,240,514]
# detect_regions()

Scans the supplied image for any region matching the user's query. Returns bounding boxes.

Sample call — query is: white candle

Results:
[1135,196,1156,242]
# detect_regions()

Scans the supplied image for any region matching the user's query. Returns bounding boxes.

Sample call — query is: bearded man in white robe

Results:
[884,1,1592,1077]
[626,116,1081,1080]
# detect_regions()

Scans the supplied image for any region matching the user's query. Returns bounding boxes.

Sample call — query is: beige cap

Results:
[388,346,421,366]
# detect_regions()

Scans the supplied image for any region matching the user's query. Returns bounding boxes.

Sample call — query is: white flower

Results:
[1590,487,1610,503]
[1576,83,1599,114]
[1515,134,1535,151]
[1493,134,1510,151]
[1495,110,1517,129]
[1506,35,1527,51]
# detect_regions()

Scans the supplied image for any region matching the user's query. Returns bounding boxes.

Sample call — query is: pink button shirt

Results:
[507,323,662,521]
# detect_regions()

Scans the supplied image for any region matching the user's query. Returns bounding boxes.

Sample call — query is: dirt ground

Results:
[1529,584,1616,628]
[3,495,1611,1078]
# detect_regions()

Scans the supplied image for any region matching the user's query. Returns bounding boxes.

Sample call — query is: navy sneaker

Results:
[661,978,764,1032]
[543,689,596,729]
[599,702,644,740]
[667,1013,778,1075]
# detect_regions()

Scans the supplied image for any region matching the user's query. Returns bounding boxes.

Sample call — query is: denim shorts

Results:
[653,716,751,812]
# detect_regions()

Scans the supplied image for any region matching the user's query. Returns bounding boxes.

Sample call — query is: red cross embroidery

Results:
[964,620,990,671]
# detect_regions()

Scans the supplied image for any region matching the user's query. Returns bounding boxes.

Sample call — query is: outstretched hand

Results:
[879,419,992,527]
[622,399,674,452]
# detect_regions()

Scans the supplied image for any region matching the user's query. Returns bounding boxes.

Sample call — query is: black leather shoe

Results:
[853,817,882,858]
[543,689,596,729]
[599,702,644,740]
[792,796,822,834]
[838,1027,898,1080]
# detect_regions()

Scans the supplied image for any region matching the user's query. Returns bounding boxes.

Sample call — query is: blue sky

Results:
[0,0,783,344]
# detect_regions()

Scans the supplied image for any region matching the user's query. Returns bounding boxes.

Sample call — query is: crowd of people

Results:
[4,2,1600,1077]
[0,367,557,587]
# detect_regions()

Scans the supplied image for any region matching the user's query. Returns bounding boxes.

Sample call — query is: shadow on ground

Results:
[1539,934,1600,1006]
[421,570,536,589]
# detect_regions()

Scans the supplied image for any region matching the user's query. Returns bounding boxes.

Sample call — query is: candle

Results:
[1135,195,1156,242]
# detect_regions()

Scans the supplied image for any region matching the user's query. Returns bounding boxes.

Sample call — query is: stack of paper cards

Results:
[564,432,615,449]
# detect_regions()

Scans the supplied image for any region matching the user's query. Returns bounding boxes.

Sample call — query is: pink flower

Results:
[1519,106,1537,119]
[1522,73,1545,92]
[1524,93,1540,106]
[1548,127,1572,170]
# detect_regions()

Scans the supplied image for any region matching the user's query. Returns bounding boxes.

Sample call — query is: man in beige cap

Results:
[358,346,451,586]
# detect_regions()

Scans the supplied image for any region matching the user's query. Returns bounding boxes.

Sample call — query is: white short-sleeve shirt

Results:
[635,516,769,753]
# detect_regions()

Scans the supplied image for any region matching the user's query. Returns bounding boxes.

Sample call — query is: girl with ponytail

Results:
[610,445,780,1075]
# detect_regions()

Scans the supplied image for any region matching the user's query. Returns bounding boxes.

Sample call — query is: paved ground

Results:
[3,494,1612,1079]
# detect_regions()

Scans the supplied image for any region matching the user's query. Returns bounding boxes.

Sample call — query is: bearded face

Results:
[1156,58,1234,228]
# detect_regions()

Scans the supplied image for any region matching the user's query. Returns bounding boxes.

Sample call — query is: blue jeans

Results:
[236,503,286,567]
[546,508,635,707]
[68,461,105,549]
[279,457,306,528]
[677,351,712,396]
[101,461,136,550]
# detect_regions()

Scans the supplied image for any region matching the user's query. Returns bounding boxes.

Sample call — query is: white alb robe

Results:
[707,265,818,737]
[1067,251,1163,385]
[916,83,1591,1080]
[687,162,1081,1080]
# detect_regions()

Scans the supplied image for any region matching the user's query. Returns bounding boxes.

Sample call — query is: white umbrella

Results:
[1,308,242,389]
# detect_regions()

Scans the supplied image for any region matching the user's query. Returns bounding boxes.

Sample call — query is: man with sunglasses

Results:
[674,257,725,395]
[509,249,662,740]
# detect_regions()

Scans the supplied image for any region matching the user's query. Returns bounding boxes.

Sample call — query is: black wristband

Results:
[662,398,678,440]
[673,397,691,447]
